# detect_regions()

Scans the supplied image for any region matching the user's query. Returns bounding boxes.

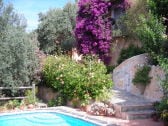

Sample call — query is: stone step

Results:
[120,104,154,112]
[113,103,155,120]
[122,110,155,120]
[110,89,155,120]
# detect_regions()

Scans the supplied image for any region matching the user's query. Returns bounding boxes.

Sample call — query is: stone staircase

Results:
[110,89,155,120]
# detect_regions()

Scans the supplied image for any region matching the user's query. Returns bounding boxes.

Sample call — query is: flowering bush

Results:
[75,0,129,64]
[90,102,115,116]
[43,55,112,105]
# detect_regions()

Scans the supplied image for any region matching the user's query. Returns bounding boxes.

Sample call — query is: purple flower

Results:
[75,0,129,64]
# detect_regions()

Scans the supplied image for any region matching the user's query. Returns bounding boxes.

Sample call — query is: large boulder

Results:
[144,66,164,101]
[112,54,164,101]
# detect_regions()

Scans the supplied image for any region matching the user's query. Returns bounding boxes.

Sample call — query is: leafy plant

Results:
[117,45,144,64]
[48,99,56,107]
[5,100,20,110]
[0,1,39,90]
[133,65,151,86]
[119,0,148,38]
[80,94,91,107]
[161,110,168,121]
[155,99,168,113]
[95,87,111,102]
[154,99,168,121]
[136,14,165,57]
[43,55,113,105]
[37,2,77,54]
[148,0,168,34]
[106,65,116,74]
[48,96,64,107]
[23,90,37,105]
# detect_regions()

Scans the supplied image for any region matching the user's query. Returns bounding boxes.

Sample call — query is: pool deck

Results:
[0,106,163,126]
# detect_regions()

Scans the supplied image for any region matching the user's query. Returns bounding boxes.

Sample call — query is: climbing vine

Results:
[75,0,129,64]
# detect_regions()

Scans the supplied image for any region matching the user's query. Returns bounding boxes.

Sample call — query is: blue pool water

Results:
[0,112,97,126]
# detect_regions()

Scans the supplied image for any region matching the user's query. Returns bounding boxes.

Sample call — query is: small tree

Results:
[0,1,38,91]
[37,2,77,54]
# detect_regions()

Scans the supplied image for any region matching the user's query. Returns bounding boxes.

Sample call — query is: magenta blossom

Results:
[75,0,129,64]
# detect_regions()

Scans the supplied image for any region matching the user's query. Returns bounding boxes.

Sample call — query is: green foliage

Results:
[23,90,36,105]
[37,2,77,54]
[48,96,64,107]
[148,0,168,34]
[0,1,38,89]
[43,55,112,105]
[162,78,168,98]
[133,65,151,86]
[154,98,168,121]
[148,0,168,20]
[5,100,20,109]
[0,26,38,88]
[106,65,116,74]
[127,0,168,97]
[159,67,168,97]
[121,0,166,61]
[117,45,144,64]
[95,87,111,102]
[136,13,165,56]
[130,2,167,65]
[146,1,168,111]
[161,110,168,121]
[48,99,56,107]
[0,1,26,34]
[155,99,168,113]
[119,0,148,37]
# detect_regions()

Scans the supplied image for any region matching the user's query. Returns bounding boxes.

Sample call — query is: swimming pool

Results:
[0,112,97,126]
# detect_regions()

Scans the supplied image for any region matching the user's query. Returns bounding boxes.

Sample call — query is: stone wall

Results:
[37,85,58,103]
[110,37,141,65]
[112,54,164,102]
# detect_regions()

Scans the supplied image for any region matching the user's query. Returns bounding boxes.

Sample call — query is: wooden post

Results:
[32,84,36,103]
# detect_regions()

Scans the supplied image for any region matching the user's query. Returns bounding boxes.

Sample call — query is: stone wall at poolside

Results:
[112,54,164,102]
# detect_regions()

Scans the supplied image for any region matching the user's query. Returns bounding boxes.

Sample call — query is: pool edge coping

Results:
[0,106,115,126]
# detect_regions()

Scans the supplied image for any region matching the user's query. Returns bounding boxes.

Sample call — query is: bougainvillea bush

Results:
[75,0,129,64]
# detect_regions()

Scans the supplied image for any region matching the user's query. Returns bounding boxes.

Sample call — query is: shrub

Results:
[43,55,112,105]
[136,14,165,57]
[106,65,116,74]
[161,110,168,121]
[48,99,56,107]
[5,100,20,110]
[48,96,64,107]
[37,2,77,54]
[0,1,39,90]
[119,0,148,38]
[154,98,168,121]
[148,0,168,34]
[155,99,168,113]
[133,65,151,86]
[75,0,129,64]
[117,45,144,64]
[23,90,37,105]
[121,0,167,65]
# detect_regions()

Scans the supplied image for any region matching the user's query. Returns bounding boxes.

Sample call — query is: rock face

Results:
[144,66,165,101]
[38,86,58,102]
[110,37,141,65]
[113,54,164,101]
